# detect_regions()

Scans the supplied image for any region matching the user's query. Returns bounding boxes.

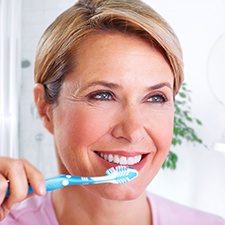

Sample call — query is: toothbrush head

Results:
[105,166,139,184]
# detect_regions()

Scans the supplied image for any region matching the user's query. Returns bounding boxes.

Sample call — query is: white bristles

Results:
[105,166,138,184]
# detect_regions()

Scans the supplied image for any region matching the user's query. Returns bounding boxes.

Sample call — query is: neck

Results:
[52,186,151,225]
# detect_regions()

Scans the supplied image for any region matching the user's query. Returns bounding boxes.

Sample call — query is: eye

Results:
[88,91,114,101]
[147,94,167,103]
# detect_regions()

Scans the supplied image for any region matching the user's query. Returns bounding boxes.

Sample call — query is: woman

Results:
[0,0,224,224]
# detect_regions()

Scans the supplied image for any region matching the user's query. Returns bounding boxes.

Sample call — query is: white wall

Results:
[20,0,225,219]
[0,0,21,157]
[19,0,75,177]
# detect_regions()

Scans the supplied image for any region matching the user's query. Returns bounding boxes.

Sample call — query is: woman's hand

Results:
[0,157,46,221]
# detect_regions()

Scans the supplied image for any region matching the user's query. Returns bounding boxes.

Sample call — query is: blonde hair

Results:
[35,0,184,104]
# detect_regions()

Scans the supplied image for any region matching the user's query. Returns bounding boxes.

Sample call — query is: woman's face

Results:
[48,32,174,199]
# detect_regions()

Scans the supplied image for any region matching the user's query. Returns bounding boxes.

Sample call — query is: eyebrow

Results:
[81,81,120,91]
[146,82,173,91]
[81,80,173,91]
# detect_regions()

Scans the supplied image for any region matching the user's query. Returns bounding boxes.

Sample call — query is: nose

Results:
[111,105,146,144]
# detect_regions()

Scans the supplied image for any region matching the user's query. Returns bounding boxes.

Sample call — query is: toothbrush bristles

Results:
[105,166,138,184]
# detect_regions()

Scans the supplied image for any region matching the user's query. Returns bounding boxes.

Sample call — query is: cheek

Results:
[149,110,174,154]
[162,115,174,148]
[160,113,174,146]
[54,107,110,150]
[73,113,108,146]
[141,111,174,186]
[53,107,112,175]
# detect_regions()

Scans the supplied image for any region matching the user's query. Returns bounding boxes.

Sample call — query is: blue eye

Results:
[89,91,113,101]
[148,94,167,103]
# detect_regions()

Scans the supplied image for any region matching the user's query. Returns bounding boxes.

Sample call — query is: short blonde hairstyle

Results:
[35,0,184,104]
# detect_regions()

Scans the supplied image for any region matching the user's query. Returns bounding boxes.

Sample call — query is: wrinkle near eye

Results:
[61,77,82,96]
[64,95,86,103]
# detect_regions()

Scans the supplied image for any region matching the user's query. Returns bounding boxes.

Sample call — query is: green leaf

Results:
[178,118,184,124]
[186,117,193,122]
[162,82,206,170]
[177,139,182,145]
[179,92,186,98]
[173,127,179,135]
[162,151,178,170]
[195,119,202,125]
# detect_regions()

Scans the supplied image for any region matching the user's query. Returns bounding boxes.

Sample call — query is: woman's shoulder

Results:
[147,192,225,225]
[1,192,58,225]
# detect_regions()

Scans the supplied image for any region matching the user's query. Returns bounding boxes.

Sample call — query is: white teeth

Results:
[108,154,113,162]
[114,155,120,164]
[127,157,134,165]
[120,156,127,165]
[98,153,142,165]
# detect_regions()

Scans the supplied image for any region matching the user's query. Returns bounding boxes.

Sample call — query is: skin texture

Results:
[33,32,175,224]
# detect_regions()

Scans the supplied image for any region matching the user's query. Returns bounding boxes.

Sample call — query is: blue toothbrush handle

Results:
[45,175,95,191]
[5,175,95,197]
[5,167,138,197]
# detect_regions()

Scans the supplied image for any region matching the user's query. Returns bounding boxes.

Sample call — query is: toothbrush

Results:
[5,166,138,197]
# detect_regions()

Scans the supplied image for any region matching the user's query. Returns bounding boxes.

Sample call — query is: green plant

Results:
[162,83,204,170]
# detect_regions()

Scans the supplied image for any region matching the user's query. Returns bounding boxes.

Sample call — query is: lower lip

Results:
[95,153,150,171]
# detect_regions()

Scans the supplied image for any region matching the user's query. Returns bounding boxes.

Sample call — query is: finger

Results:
[0,197,20,221]
[0,158,46,221]
[0,158,45,201]
[3,159,28,207]
[0,171,17,221]
[0,174,8,204]
[20,159,46,196]
[0,158,46,197]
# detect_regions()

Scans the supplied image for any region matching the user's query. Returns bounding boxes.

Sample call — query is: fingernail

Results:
[38,183,46,196]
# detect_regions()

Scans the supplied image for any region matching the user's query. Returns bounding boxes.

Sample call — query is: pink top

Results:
[2,192,225,225]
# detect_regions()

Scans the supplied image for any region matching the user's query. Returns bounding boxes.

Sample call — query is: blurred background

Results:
[0,0,225,219]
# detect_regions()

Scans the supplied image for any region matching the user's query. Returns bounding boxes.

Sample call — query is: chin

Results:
[87,182,146,201]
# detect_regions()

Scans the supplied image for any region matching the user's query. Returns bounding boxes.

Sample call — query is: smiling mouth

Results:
[95,152,143,165]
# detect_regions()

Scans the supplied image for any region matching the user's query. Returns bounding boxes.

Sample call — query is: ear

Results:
[33,83,54,134]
